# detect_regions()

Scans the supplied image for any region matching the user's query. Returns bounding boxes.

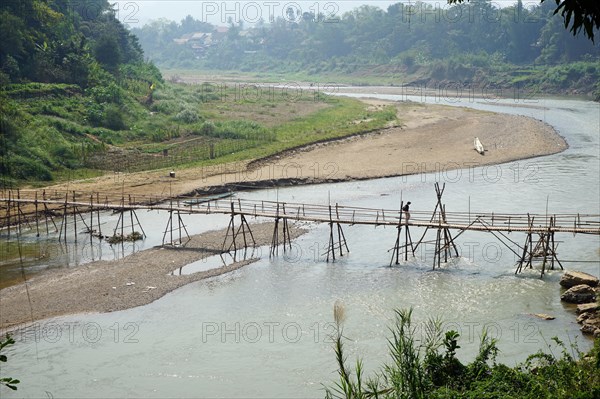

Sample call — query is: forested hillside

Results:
[0,0,162,186]
[0,0,397,187]
[133,0,599,97]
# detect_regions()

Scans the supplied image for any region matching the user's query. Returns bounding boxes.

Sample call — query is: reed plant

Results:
[325,306,600,399]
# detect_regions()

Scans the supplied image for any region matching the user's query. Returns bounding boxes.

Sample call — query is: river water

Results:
[2,93,599,398]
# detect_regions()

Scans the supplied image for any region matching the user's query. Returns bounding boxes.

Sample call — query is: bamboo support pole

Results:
[0,188,599,278]
[390,201,404,266]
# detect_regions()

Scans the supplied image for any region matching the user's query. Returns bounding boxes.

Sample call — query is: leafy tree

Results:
[180,14,213,33]
[94,34,122,71]
[537,9,599,63]
[64,0,600,80]
[449,0,600,41]
[102,104,127,130]
[0,10,27,63]
[0,0,163,183]
[0,0,150,84]
[551,0,600,41]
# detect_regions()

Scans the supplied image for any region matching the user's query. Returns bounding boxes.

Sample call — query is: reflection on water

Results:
[0,240,53,288]
[2,96,599,398]
[0,210,232,286]
[170,246,267,276]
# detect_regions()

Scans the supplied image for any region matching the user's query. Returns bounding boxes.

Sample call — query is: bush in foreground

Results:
[325,306,600,399]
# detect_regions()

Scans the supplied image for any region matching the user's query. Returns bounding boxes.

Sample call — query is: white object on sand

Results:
[474,137,485,155]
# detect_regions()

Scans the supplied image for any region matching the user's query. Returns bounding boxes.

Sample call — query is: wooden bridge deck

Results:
[1,189,599,235]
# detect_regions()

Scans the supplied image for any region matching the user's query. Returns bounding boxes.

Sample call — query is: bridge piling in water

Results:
[223,201,255,253]
[389,200,416,265]
[270,202,292,257]
[324,204,349,262]
[0,187,598,277]
[408,183,460,269]
[161,196,187,246]
[515,215,563,277]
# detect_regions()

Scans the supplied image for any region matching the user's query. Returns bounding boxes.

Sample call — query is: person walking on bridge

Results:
[402,201,411,224]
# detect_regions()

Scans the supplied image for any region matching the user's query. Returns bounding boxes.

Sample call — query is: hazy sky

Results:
[113,0,524,28]
[113,1,393,27]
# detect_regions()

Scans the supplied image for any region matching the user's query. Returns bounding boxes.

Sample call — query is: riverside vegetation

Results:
[133,1,600,100]
[325,306,600,399]
[1,78,397,186]
[0,0,397,187]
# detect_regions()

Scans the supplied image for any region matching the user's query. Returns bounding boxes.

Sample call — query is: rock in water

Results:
[580,323,598,335]
[580,316,600,336]
[559,270,599,288]
[577,312,592,323]
[561,284,597,304]
[576,302,600,314]
[531,313,555,320]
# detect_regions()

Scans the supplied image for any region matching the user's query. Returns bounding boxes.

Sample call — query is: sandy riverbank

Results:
[0,223,305,331]
[2,96,568,329]
[41,99,567,197]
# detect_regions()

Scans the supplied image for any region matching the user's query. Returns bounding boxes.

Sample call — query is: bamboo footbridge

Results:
[1,183,599,277]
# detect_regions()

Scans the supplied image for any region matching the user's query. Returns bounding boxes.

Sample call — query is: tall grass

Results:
[325,306,600,399]
[2,77,398,184]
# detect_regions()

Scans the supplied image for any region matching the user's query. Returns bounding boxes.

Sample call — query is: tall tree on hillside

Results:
[449,0,600,41]
[537,8,599,63]
[94,34,122,71]
[0,11,27,79]
[180,15,212,33]
[502,0,547,63]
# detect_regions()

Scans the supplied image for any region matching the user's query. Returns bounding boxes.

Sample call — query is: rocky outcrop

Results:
[577,302,599,314]
[560,270,599,288]
[581,322,598,335]
[577,312,591,323]
[575,304,600,336]
[580,316,600,336]
[561,271,600,337]
[561,284,597,304]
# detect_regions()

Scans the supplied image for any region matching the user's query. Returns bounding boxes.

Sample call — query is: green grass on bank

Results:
[0,79,397,187]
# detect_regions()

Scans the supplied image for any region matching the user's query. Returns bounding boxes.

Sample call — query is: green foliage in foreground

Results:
[325,308,600,399]
[0,335,19,391]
